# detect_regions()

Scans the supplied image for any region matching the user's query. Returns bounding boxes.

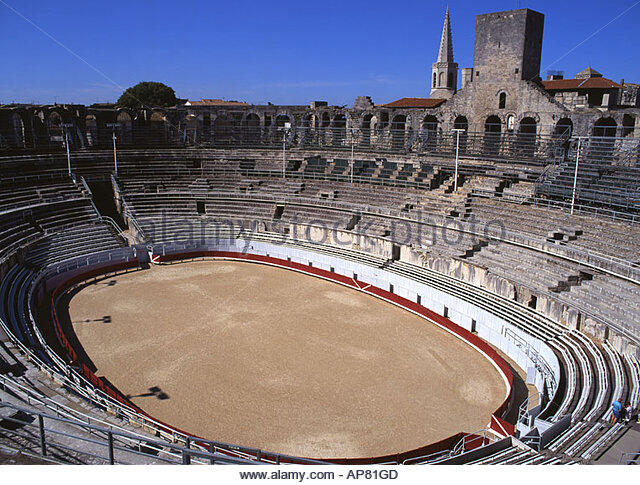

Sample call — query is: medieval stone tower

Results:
[430,7,458,99]
[472,8,544,82]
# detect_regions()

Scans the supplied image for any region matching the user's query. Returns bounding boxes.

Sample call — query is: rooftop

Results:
[380,97,446,109]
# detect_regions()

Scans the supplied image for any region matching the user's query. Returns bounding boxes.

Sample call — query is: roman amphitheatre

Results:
[1,4,639,467]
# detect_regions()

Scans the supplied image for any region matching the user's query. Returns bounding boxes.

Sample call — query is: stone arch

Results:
[421,115,438,151]
[484,115,502,154]
[332,113,346,146]
[519,116,537,135]
[47,111,64,146]
[453,115,469,153]
[622,114,635,137]
[116,111,133,145]
[391,114,406,149]
[592,117,617,138]
[485,115,501,133]
[85,114,98,146]
[276,114,291,128]
[360,113,375,147]
[11,112,25,148]
[518,117,537,158]
[453,115,468,131]
[379,111,389,129]
[421,114,438,133]
[554,117,573,137]
[243,113,261,142]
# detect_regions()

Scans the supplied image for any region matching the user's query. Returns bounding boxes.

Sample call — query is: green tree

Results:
[117,81,177,109]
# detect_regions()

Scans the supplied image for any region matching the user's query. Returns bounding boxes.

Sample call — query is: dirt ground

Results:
[68,260,507,459]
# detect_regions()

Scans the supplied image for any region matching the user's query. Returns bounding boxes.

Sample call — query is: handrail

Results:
[0,399,254,465]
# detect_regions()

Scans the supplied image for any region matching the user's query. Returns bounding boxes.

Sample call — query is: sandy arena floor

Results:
[68,260,506,459]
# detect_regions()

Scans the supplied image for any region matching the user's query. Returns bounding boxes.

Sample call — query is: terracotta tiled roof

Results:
[542,77,621,91]
[380,97,446,108]
[186,98,249,106]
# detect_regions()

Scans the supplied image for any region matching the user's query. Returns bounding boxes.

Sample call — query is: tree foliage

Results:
[117,81,177,109]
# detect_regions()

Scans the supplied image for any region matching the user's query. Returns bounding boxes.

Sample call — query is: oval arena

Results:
[66,259,507,458]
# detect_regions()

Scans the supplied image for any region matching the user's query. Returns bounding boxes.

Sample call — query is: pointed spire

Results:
[437,6,454,63]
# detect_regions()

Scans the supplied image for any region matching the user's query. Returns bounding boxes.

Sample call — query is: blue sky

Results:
[1,0,639,106]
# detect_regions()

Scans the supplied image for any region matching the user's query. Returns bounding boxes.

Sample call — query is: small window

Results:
[417,295,422,305]
[476,71,480,77]
[471,319,477,333]
[515,68,519,74]
[330,266,335,273]
[389,284,394,293]
[443,306,449,318]
[499,92,506,109]
[353,273,358,280]
[432,72,436,88]
[308,262,313,267]
[287,257,291,262]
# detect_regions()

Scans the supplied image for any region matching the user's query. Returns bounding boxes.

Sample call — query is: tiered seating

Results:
[2,148,639,465]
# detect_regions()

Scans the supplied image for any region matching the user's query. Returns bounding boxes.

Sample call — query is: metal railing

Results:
[0,400,253,465]
[618,451,640,465]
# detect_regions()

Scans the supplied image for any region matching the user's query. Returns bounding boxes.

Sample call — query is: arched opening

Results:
[276,114,291,128]
[484,115,502,154]
[592,116,618,155]
[432,73,436,88]
[147,111,168,146]
[421,115,438,151]
[213,114,234,145]
[117,111,133,145]
[360,114,374,147]
[518,117,537,158]
[593,117,617,138]
[498,92,506,109]
[552,118,573,159]
[299,114,314,146]
[554,118,573,137]
[202,113,211,139]
[453,116,468,153]
[85,115,98,147]
[622,114,635,137]
[438,72,444,87]
[453,116,468,131]
[48,111,64,146]
[379,111,389,130]
[332,113,346,146]
[243,113,261,143]
[184,114,198,145]
[11,112,25,148]
[391,115,406,149]
[447,72,453,89]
